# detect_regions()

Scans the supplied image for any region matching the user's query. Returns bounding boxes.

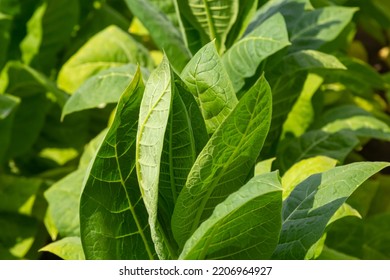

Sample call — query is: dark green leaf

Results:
[80,69,157,260]
[276,130,359,174]
[0,94,19,163]
[272,161,390,259]
[20,0,79,74]
[181,41,238,134]
[172,75,272,247]
[124,0,191,72]
[223,13,290,92]
[180,172,282,260]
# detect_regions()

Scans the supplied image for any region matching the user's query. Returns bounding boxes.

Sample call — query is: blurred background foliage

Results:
[0,0,389,259]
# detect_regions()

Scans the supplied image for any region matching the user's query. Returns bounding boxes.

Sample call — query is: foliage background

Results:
[0,0,389,260]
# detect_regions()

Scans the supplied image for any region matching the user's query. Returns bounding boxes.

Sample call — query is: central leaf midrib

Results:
[189,89,263,237]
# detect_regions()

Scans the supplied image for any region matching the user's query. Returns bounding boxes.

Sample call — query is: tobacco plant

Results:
[1,0,390,260]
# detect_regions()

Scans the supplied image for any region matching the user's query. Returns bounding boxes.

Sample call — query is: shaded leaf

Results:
[181,41,238,134]
[62,64,150,118]
[172,75,272,247]
[124,0,191,72]
[20,0,79,74]
[272,161,390,259]
[80,69,157,260]
[0,94,19,163]
[281,156,337,199]
[289,7,357,51]
[223,13,290,92]
[276,130,359,174]
[180,172,282,260]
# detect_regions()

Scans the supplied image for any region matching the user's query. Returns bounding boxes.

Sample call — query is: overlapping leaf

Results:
[222,13,290,92]
[180,172,282,260]
[62,64,150,118]
[124,0,191,72]
[58,25,153,93]
[172,75,272,247]
[181,41,238,134]
[80,69,157,260]
[272,161,390,259]
[136,56,174,259]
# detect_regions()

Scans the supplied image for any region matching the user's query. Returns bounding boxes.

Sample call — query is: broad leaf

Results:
[172,75,272,247]
[289,7,357,51]
[281,50,346,74]
[260,72,307,159]
[20,0,79,74]
[62,64,150,118]
[222,13,290,92]
[180,172,282,260]
[272,161,390,259]
[181,41,238,134]
[124,0,191,72]
[58,25,153,93]
[281,156,337,199]
[136,56,174,259]
[40,237,85,260]
[80,69,157,260]
[158,85,200,247]
[276,130,359,174]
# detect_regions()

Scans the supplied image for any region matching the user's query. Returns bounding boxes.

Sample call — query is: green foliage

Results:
[1,0,390,260]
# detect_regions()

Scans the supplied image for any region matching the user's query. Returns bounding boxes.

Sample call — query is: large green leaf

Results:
[180,172,282,260]
[20,0,79,74]
[0,94,19,163]
[272,161,390,259]
[136,56,174,259]
[222,13,290,92]
[276,130,359,174]
[58,25,153,93]
[124,0,191,72]
[172,75,272,247]
[158,85,200,248]
[289,6,357,51]
[80,69,157,260]
[181,41,238,134]
[62,64,150,118]
[281,156,337,199]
